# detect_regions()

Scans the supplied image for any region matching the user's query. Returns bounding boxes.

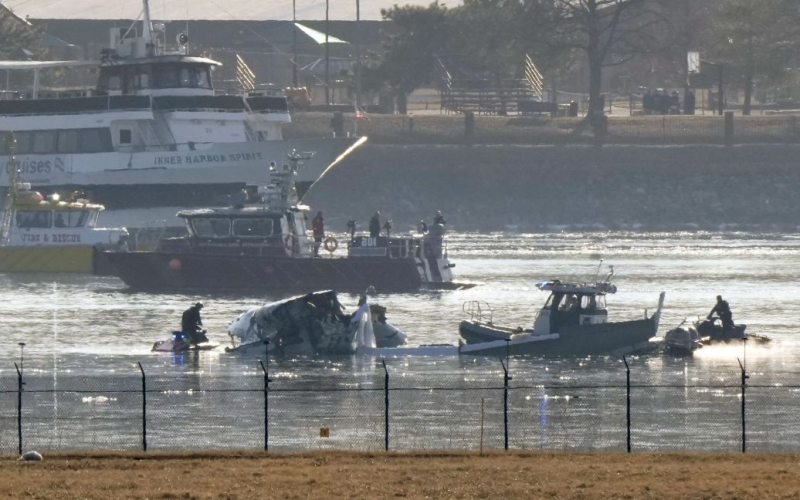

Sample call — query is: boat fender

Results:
[283,234,298,253]
[323,236,338,253]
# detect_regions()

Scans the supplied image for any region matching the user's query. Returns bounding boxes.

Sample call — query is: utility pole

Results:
[325,0,330,105]
[355,0,362,136]
[718,64,724,116]
[292,0,298,87]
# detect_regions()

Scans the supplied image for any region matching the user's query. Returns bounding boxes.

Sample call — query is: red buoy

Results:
[168,259,182,272]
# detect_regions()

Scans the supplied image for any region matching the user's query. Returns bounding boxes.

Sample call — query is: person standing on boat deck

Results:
[708,295,734,333]
[433,211,446,227]
[369,212,381,238]
[312,211,325,257]
[383,220,393,239]
[346,219,357,241]
[181,302,206,345]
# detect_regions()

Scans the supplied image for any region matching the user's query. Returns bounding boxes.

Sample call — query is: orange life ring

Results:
[323,236,338,253]
[283,234,298,253]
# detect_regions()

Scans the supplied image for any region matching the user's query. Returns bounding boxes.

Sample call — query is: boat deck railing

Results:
[462,300,493,324]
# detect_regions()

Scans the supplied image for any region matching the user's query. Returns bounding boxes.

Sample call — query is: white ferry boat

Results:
[0,0,362,228]
[0,138,128,273]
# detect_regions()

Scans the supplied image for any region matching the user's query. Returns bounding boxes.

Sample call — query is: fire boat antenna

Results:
[593,258,604,283]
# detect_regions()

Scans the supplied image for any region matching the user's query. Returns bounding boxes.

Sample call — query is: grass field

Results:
[284,112,800,146]
[4,451,799,499]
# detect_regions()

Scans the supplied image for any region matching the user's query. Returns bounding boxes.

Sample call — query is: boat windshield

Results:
[191,218,230,238]
[232,219,273,238]
[16,210,51,228]
[54,210,89,228]
[581,295,606,310]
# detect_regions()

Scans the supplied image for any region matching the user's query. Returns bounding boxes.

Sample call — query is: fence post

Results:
[464,111,475,143]
[724,111,735,146]
[14,363,22,455]
[738,357,748,453]
[259,356,271,452]
[138,362,146,452]
[623,356,631,453]
[262,340,271,451]
[383,360,389,452]
[500,344,512,451]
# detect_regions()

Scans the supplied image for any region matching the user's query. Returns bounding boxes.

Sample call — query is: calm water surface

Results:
[0,231,796,373]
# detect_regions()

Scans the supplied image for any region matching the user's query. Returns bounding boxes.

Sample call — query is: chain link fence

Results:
[3,358,800,454]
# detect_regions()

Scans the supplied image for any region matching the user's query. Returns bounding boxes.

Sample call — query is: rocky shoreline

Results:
[305,144,800,232]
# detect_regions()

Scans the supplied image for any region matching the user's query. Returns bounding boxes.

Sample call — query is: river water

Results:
[1,231,799,453]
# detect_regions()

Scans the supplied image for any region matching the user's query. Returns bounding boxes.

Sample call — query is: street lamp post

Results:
[292,0,297,88]
[355,0,362,109]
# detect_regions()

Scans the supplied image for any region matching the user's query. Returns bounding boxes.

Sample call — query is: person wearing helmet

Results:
[181,302,208,345]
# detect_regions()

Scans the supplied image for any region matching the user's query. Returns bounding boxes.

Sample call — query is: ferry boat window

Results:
[57,130,79,153]
[192,218,230,238]
[14,132,31,154]
[16,210,51,228]
[54,210,89,228]
[154,65,178,88]
[233,219,273,238]
[196,67,211,89]
[108,76,122,92]
[119,129,132,145]
[78,128,112,153]
[33,131,56,154]
[179,67,193,87]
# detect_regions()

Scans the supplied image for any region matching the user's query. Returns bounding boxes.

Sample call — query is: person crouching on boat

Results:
[312,211,325,257]
[708,295,734,334]
[181,302,208,345]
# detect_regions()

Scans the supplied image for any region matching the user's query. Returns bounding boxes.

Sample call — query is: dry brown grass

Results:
[3,451,800,499]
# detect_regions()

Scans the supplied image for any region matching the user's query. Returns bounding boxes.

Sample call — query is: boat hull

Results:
[0,246,95,273]
[103,251,429,292]
[459,317,659,357]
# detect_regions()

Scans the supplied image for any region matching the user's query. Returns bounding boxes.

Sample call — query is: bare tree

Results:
[711,0,800,115]
[535,0,662,117]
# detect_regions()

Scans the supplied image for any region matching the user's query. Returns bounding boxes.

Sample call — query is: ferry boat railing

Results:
[0,94,288,117]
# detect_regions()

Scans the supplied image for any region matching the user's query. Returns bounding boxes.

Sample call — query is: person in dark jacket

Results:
[369,212,381,238]
[346,219,357,241]
[181,302,207,345]
[312,211,325,256]
[433,211,446,226]
[708,295,734,333]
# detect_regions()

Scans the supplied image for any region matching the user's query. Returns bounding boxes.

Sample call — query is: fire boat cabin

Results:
[0,185,128,272]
